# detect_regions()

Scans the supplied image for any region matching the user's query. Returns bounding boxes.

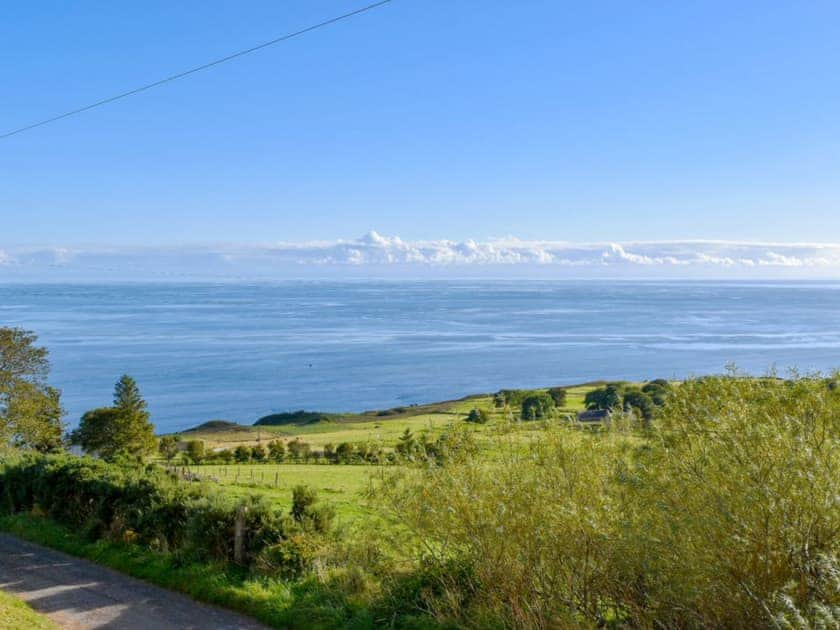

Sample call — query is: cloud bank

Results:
[3,232,840,280]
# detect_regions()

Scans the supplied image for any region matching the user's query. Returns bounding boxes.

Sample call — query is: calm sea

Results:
[2,281,839,433]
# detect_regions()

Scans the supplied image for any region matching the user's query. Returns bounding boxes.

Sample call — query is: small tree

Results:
[521,393,555,421]
[287,438,310,462]
[622,388,655,423]
[234,444,251,463]
[323,442,336,462]
[251,443,267,462]
[186,439,205,464]
[72,375,155,461]
[268,440,286,462]
[584,384,623,411]
[466,408,489,424]
[396,428,417,459]
[336,442,354,463]
[158,435,180,462]
[548,387,568,407]
[641,380,671,406]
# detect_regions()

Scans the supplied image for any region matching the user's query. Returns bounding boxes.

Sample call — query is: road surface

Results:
[0,533,267,629]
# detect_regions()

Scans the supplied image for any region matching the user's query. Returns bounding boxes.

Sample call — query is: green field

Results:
[167,383,611,524]
[172,384,598,451]
[189,463,378,526]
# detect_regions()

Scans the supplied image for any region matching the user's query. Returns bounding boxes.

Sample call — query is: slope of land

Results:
[171,383,597,449]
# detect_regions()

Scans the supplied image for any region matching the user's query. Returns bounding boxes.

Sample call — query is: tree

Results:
[287,438,310,462]
[0,327,65,452]
[396,428,417,459]
[466,408,489,424]
[323,442,336,462]
[521,393,555,421]
[336,441,354,463]
[622,388,655,422]
[642,380,671,406]
[158,435,180,461]
[251,443,267,462]
[234,445,251,463]
[186,439,205,463]
[268,440,286,462]
[548,387,568,407]
[584,384,623,411]
[71,375,155,460]
[113,375,146,414]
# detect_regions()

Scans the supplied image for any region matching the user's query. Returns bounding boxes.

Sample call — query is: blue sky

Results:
[3,1,840,264]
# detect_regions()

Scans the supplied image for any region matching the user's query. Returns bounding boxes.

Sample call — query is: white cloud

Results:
[3,233,840,279]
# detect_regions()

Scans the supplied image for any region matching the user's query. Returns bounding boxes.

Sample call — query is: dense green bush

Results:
[465,408,489,424]
[520,392,554,420]
[0,455,331,571]
[547,387,568,407]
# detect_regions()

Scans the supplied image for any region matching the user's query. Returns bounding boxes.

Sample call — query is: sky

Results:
[3,1,840,278]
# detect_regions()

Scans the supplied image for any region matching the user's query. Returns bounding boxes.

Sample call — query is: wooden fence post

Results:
[234,504,247,565]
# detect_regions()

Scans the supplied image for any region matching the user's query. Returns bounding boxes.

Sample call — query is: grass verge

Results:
[0,588,57,630]
[0,513,377,629]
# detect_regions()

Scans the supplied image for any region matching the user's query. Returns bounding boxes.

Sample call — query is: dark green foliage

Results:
[335,442,354,463]
[113,375,146,414]
[584,383,623,410]
[622,387,655,421]
[0,327,65,452]
[186,439,205,463]
[290,485,333,534]
[254,411,331,426]
[0,455,331,572]
[642,379,672,406]
[251,444,266,462]
[234,445,251,463]
[548,387,568,407]
[183,420,247,433]
[287,438,311,462]
[494,389,542,408]
[216,448,234,463]
[71,376,156,460]
[466,408,489,424]
[520,393,555,420]
[395,428,417,459]
[158,435,179,461]
[267,440,285,462]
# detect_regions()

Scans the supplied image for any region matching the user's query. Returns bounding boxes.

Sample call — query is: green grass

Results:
[0,589,57,630]
[173,385,602,452]
[0,513,380,629]
[189,463,379,527]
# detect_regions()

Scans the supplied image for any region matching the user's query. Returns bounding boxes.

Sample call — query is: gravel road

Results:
[0,533,267,629]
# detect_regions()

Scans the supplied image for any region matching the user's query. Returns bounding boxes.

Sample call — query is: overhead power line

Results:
[1,0,392,140]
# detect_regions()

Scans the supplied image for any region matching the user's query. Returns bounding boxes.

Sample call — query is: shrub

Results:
[377,374,840,628]
[466,408,489,424]
[621,387,655,422]
[547,387,567,407]
[0,455,332,572]
[186,439,205,463]
[520,393,554,420]
[583,383,623,410]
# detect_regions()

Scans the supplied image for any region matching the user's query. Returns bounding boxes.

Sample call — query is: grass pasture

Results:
[189,463,378,526]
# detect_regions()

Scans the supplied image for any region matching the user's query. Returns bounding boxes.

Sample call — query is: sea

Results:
[2,280,839,433]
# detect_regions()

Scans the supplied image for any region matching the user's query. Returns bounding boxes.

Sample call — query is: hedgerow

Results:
[0,455,331,572]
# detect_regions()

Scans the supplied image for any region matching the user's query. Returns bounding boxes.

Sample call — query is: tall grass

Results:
[375,374,840,628]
